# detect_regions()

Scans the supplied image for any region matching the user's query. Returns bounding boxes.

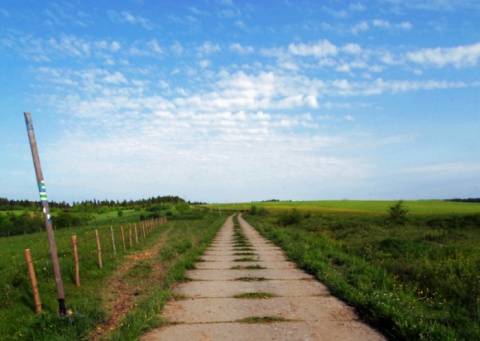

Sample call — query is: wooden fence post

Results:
[24,249,42,314]
[120,226,126,252]
[142,222,146,239]
[95,230,102,269]
[129,224,132,248]
[71,236,80,287]
[134,224,138,244]
[110,226,116,254]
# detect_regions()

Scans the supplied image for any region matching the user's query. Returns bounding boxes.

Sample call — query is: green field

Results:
[244,203,480,340]
[0,208,225,340]
[207,199,480,215]
[1,200,479,340]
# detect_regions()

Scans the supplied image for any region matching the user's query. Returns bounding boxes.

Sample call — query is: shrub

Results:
[388,200,408,223]
[278,209,302,226]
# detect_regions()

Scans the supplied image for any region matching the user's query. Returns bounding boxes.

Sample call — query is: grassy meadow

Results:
[0,208,225,340]
[243,200,480,340]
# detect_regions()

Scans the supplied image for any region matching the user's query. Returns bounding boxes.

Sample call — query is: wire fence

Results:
[0,217,167,314]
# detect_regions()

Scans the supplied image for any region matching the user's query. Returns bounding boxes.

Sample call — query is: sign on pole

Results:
[24,112,67,315]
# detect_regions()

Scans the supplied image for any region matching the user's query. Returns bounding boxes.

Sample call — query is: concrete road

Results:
[141,214,386,341]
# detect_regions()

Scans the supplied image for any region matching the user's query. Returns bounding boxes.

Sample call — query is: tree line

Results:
[446,198,480,203]
[0,195,187,237]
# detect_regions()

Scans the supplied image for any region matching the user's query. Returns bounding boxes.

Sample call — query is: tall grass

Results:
[245,212,480,340]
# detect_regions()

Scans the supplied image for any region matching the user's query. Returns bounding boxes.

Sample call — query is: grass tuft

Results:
[234,257,257,262]
[230,264,266,270]
[234,292,276,299]
[236,316,290,323]
[235,277,268,281]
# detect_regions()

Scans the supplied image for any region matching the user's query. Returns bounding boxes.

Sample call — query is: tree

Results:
[388,200,408,223]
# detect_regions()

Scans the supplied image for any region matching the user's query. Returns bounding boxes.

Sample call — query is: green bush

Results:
[388,200,408,223]
[277,209,302,226]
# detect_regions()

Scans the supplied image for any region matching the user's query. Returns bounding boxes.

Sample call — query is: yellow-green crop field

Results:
[207,199,480,215]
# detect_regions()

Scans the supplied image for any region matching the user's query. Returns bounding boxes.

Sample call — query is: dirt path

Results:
[91,227,172,340]
[141,215,386,340]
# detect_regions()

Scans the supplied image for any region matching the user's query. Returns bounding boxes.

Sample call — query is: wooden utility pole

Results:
[24,112,67,315]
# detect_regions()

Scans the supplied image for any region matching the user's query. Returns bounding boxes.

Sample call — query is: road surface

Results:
[142,214,386,341]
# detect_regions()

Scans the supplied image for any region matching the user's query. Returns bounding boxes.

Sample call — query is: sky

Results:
[1,0,479,204]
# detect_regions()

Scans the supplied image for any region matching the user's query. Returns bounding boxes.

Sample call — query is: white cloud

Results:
[108,10,155,30]
[234,20,246,29]
[219,0,234,6]
[0,8,10,17]
[342,43,362,54]
[102,71,128,84]
[398,21,413,30]
[406,43,480,68]
[199,59,211,68]
[110,41,121,52]
[147,39,163,54]
[288,39,338,57]
[198,41,221,55]
[354,19,412,34]
[171,42,183,55]
[352,21,369,34]
[384,0,480,11]
[372,19,390,28]
[350,3,366,11]
[229,43,254,54]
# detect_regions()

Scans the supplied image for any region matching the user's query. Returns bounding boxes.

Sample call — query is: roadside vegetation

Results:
[244,205,480,340]
[0,196,225,340]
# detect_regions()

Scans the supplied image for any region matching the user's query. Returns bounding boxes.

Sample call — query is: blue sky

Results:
[1,0,479,204]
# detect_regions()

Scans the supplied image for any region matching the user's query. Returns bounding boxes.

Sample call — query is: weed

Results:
[237,316,289,323]
[233,252,257,256]
[234,257,257,262]
[235,277,268,281]
[234,292,276,299]
[234,247,254,251]
[231,264,266,270]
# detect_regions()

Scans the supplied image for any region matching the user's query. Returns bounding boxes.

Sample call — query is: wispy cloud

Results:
[406,43,480,68]
[288,40,338,57]
[383,0,480,11]
[1,33,121,62]
[197,41,221,55]
[0,8,10,17]
[108,10,156,30]
[352,19,412,34]
[229,43,254,54]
